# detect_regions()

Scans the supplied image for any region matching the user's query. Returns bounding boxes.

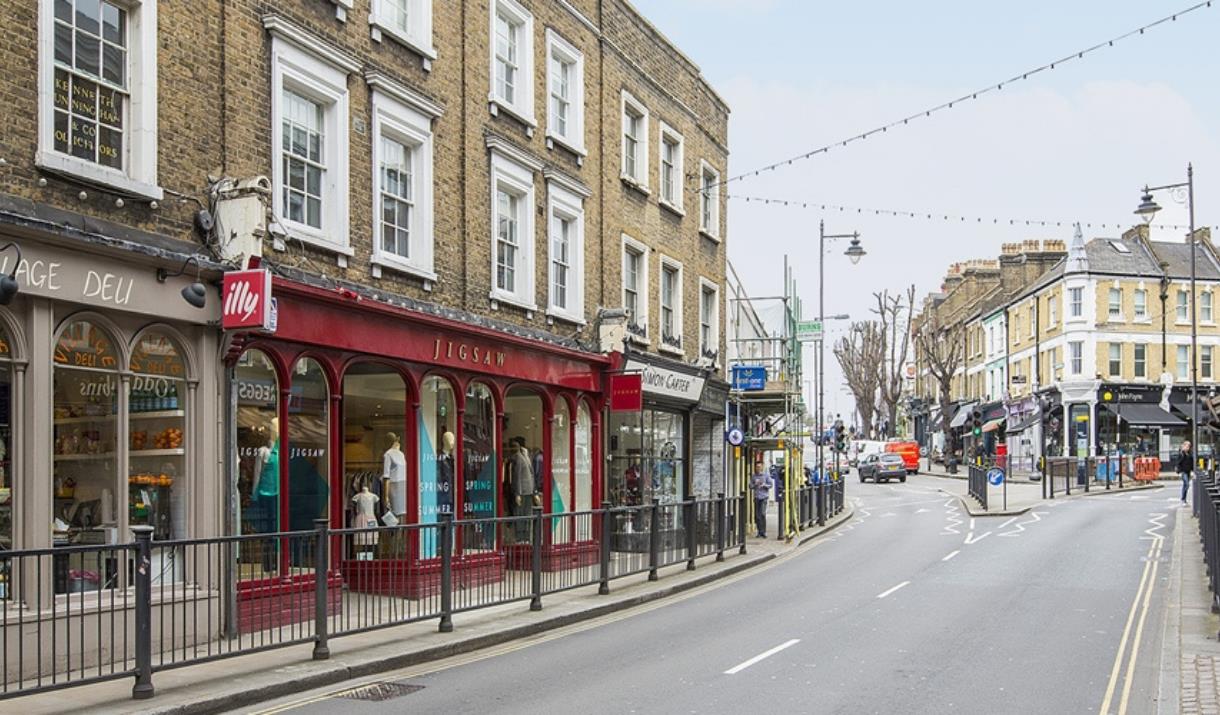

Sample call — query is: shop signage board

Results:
[795,320,823,342]
[623,359,706,403]
[222,269,274,331]
[609,374,643,412]
[731,365,767,391]
[0,240,217,324]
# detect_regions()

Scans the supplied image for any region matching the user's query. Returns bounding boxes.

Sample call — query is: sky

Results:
[631,0,1220,425]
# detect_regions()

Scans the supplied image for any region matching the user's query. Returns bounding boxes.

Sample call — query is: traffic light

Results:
[833,423,847,452]
[971,410,983,437]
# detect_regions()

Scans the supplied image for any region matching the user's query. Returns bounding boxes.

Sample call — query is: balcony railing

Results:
[626,321,648,339]
[661,333,682,350]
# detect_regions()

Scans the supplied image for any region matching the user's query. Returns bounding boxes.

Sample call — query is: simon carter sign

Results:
[623,359,706,403]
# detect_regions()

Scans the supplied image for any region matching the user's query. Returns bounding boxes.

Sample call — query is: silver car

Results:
[858,453,907,483]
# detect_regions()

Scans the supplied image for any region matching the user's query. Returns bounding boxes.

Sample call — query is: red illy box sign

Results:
[222,269,274,331]
[609,373,643,412]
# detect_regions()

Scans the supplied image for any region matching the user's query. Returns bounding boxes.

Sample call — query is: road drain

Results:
[338,682,425,701]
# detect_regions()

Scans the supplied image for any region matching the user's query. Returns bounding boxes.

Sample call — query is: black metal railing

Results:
[0,495,750,701]
[1195,471,1220,613]
[968,465,989,510]
[1045,457,1099,497]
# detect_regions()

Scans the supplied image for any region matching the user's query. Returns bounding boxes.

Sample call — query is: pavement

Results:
[13,503,853,715]
[1165,501,1220,715]
[920,462,1164,516]
[233,476,1185,714]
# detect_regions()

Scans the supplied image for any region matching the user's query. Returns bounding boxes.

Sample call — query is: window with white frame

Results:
[1108,344,1121,376]
[1178,345,1189,380]
[1204,291,1214,322]
[659,258,682,351]
[1069,287,1083,318]
[1134,344,1146,378]
[370,0,435,64]
[622,236,648,338]
[1048,293,1058,325]
[270,30,353,253]
[370,82,438,279]
[1205,345,1214,380]
[40,0,160,199]
[1108,287,1122,319]
[1029,306,1035,336]
[699,279,718,358]
[1178,289,1189,321]
[1013,316,1020,343]
[1134,288,1147,319]
[621,91,648,186]
[1069,341,1083,375]
[546,177,587,322]
[545,30,583,154]
[658,122,684,212]
[489,148,537,309]
[700,161,720,238]
[489,0,534,124]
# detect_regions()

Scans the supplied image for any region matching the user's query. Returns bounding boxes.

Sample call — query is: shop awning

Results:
[1103,403,1184,427]
[981,417,1005,433]
[1006,414,1039,435]
[949,402,976,429]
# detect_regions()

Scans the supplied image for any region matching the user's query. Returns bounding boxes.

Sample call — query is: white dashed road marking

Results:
[877,581,911,599]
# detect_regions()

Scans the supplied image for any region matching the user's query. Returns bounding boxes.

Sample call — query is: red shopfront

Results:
[230,277,605,623]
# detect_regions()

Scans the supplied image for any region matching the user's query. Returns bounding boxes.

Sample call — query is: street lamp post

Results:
[1136,164,1197,476]
[818,220,865,484]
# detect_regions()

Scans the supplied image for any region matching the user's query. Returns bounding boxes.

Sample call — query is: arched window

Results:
[287,358,330,534]
[551,400,571,541]
[235,349,280,575]
[463,382,496,552]
[129,331,188,541]
[0,322,13,551]
[53,319,120,593]
[419,375,455,557]
[575,401,592,539]
[341,363,407,559]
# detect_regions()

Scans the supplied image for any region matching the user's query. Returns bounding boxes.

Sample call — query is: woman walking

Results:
[1177,440,1194,504]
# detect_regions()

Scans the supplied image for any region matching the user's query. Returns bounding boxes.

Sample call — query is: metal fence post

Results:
[685,500,697,571]
[738,493,747,555]
[599,501,612,594]
[438,513,454,633]
[816,483,825,526]
[131,526,155,700]
[648,498,661,581]
[312,518,330,661]
[530,505,543,611]
[715,492,726,562]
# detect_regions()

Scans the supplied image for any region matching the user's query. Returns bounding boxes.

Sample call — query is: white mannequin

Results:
[382,432,407,516]
[352,484,380,555]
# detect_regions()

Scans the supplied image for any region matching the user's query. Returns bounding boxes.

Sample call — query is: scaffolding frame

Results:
[727,256,808,541]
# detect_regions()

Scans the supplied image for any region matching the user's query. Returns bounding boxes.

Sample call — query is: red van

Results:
[884,441,920,475]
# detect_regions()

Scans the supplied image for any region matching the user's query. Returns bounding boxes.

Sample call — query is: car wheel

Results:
[859,475,865,483]
[900,476,907,483]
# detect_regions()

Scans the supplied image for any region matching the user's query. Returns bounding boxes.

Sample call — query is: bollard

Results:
[530,505,543,611]
[648,498,661,581]
[438,513,454,633]
[598,501,612,594]
[738,493,748,555]
[715,492,726,562]
[131,526,155,700]
[312,518,330,660]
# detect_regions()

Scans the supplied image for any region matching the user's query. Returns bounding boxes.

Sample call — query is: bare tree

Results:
[915,310,965,462]
[834,321,884,438]
[874,285,917,439]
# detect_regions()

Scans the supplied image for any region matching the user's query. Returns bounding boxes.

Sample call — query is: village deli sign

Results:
[623,359,706,404]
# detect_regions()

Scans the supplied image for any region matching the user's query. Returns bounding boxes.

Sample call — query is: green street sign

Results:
[795,320,823,342]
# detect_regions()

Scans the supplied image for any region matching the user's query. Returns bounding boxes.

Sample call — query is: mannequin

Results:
[351,484,380,557]
[382,432,407,516]
[508,436,535,539]
[437,430,455,516]
[252,417,280,571]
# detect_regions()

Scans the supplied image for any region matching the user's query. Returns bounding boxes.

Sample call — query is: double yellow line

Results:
[1098,529,1165,715]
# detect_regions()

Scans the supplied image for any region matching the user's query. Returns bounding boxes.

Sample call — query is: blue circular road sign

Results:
[987,468,1005,486]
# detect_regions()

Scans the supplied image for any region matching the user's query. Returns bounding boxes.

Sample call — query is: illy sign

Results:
[222,269,274,331]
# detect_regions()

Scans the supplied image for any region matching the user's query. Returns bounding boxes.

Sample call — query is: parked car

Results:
[885,440,921,474]
[858,453,908,483]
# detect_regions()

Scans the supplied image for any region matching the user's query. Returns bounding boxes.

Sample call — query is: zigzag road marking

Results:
[998,511,1047,537]
[941,505,964,535]
[1142,512,1168,540]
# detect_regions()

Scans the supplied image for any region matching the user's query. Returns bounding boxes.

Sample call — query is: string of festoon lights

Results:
[702,1,1213,192]
[726,193,1216,233]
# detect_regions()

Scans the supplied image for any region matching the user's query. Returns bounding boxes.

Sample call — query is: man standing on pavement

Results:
[1177,440,1194,504]
[751,459,773,538]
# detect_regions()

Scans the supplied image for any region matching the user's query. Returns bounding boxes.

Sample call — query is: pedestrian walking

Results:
[1177,440,1194,504]
[750,460,773,538]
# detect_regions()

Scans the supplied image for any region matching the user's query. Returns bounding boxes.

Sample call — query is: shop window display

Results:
[287,358,330,534]
[574,401,592,539]
[462,383,497,551]
[128,332,187,542]
[504,388,543,540]
[551,401,571,541]
[0,325,12,553]
[341,364,407,559]
[235,349,281,576]
[419,376,455,558]
[52,319,120,593]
